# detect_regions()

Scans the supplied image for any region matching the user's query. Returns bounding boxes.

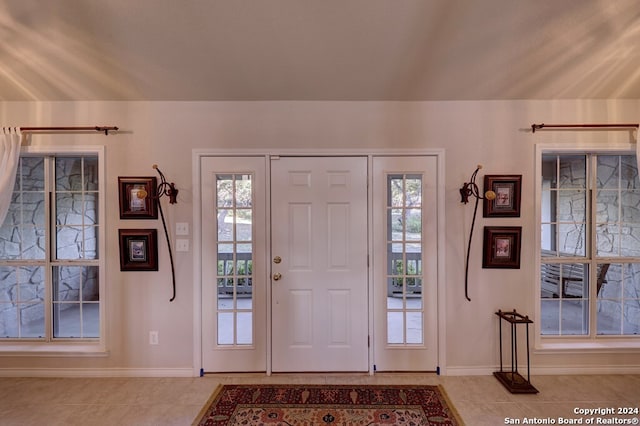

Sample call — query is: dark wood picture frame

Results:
[118,177,158,219]
[483,175,522,217]
[483,226,522,269]
[118,229,158,271]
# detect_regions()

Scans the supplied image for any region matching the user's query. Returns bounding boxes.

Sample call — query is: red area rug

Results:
[192,384,462,425]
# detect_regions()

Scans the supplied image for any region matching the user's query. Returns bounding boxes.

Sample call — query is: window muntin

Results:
[0,155,101,340]
[215,174,254,346]
[541,154,587,258]
[596,263,640,335]
[386,173,424,345]
[52,265,100,338]
[0,265,45,338]
[596,155,640,258]
[540,153,640,337]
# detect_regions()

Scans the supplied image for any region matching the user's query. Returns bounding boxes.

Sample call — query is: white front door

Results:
[372,156,439,371]
[201,156,267,372]
[270,157,369,372]
[199,154,441,373]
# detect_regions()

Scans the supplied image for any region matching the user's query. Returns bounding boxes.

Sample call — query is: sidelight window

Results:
[215,174,254,345]
[386,174,424,344]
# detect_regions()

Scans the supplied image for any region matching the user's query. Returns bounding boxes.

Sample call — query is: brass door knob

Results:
[273,273,282,281]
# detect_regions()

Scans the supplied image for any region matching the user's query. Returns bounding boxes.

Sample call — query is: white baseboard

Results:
[445,364,640,376]
[529,364,640,375]
[444,366,495,376]
[0,368,196,378]
[3,365,639,378]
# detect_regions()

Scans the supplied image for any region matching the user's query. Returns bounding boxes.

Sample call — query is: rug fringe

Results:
[191,384,223,426]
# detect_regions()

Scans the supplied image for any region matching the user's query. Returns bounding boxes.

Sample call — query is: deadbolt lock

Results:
[273,256,282,264]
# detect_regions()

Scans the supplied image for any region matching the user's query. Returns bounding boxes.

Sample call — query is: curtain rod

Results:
[17,126,119,135]
[531,123,639,133]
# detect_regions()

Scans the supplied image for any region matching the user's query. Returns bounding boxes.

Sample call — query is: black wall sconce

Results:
[153,164,179,302]
[459,165,496,301]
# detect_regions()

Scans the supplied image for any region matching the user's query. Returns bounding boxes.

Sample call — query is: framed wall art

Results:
[118,229,158,271]
[118,177,158,219]
[483,175,522,217]
[483,226,522,269]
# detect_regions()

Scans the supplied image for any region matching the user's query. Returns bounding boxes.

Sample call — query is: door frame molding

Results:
[192,149,446,376]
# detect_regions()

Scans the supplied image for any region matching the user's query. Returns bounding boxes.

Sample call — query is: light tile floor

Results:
[0,373,638,425]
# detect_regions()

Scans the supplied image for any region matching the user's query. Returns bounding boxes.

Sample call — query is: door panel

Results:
[201,156,266,372]
[271,157,368,372]
[373,156,439,371]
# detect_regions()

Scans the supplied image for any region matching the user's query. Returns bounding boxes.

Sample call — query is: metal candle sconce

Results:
[153,164,179,302]
[459,165,496,301]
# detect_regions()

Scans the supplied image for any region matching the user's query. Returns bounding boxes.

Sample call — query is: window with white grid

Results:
[0,154,103,342]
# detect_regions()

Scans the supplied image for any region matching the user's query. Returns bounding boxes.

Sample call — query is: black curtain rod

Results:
[531,123,639,133]
[17,126,119,135]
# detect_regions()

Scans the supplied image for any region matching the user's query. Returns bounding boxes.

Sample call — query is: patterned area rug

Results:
[192,384,462,425]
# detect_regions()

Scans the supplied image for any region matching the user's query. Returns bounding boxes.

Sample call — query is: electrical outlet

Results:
[149,331,159,345]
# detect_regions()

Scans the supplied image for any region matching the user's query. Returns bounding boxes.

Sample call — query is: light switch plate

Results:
[176,239,189,252]
[176,222,189,235]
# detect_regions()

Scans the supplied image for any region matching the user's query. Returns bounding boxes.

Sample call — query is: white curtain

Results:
[0,128,22,226]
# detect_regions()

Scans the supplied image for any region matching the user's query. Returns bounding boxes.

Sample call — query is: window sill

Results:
[535,339,640,354]
[0,343,108,357]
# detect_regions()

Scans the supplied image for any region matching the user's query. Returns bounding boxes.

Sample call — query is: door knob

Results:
[273,273,282,281]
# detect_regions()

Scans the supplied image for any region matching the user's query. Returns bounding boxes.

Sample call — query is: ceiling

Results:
[1,0,640,101]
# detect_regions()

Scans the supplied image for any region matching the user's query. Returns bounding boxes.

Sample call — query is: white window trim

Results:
[0,146,107,355]
[534,142,640,353]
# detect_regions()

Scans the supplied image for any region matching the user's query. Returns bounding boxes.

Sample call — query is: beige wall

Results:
[0,99,638,375]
